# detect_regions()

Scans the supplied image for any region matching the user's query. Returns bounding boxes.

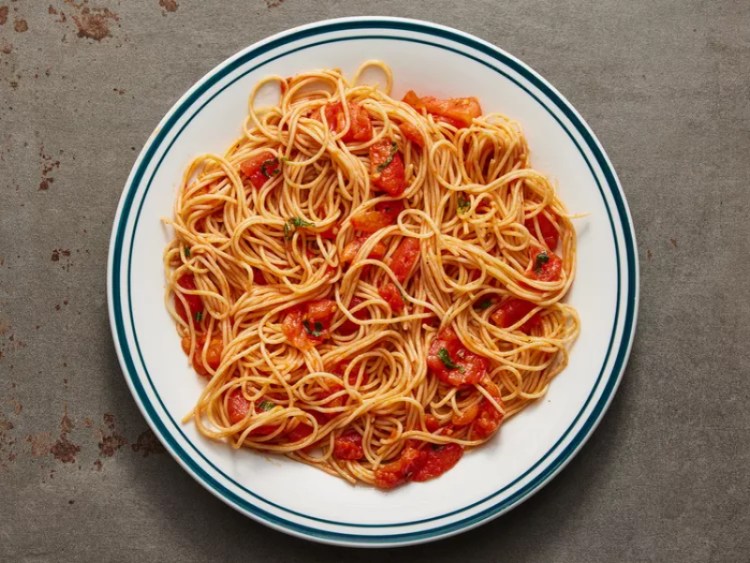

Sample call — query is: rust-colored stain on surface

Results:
[1,42,11,54]
[39,145,61,191]
[13,17,27,32]
[670,238,678,248]
[131,429,165,457]
[50,409,81,463]
[159,0,178,14]
[51,248,71,262]
[265,0,285,7]
[0,6,8,26]
[63,0,119,42]
[98,414,128,457]
[27,432,53,457]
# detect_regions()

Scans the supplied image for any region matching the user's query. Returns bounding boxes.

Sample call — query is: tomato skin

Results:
[427,327,488,387]
[181,334,222,377]
[333,431,364,460]
[528,247,563,282]
[402,90,482,128]
[399,122,424,147]
[305,299,337,322]
[240,152,280,189]
[525,209,559,250]
[411,443,463,482]
[378,282,405,313]
[387,237,421,283]
[490,298,541,333]
[227,389,251,425]
[424,414,441,433]
[324,102,373,143]
[175,274,203,323]
[340,237,387,264]
[282,299,338,349]
[281,307,311,350]
[369,140,406,196]
[374,445,427,489]
[351,201,405,233]
[451,402,480,426]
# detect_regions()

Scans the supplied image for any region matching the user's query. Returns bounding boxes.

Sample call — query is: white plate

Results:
[107,17,638,547]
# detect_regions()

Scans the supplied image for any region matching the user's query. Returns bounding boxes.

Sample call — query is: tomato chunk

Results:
[399,121,424,147]
[369,140,406,196]
[351,200,405,233]
[470,381,505,440]
[387,237,420,283]
[181,334,222,377]
[424,414,441,433]
[411,443,463,482]
[490,298,541,333]
[451,402,480,427]
[403,90,482,128]
[227,389,251,425]
[333,431,364,461]
[427,326,488,387]
[282,299,338,350]
[525,209,559,250]
[240,152,280,189]
[527,247,563,282]
[174,274,203,323]
[340,236,387,264]
[324,102,373,143]
[378,282,405,314]
[374,445,427,489]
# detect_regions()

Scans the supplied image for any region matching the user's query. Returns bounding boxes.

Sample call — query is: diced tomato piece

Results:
[319,223,339,240]
[333,430,364,460]
[180,334,222,377]
[374,445,428,489]
[378,282,405,314]
[399,122,424,147]
[340,237,387,264]
[490,298,541,333]
[174,274,203,323]
[411,443,463,482]
[227,389,251,425]
[282,300,338,350]
[369,140,406,196]
[424,414,441,433]
[525,209,560,250]
[351,200,405,234]
[402,90,482,128]
[527,247,563,282]
[240,152,280,189]
[286,421,313,442]
[427,326,488,387]
[469,381,504,440]
[338,296,370,335]
[451,402,480,426]
[387,237,420,283]
[323,102,373,143]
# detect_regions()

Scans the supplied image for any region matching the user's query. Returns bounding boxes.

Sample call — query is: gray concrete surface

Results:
[1,0,748,561]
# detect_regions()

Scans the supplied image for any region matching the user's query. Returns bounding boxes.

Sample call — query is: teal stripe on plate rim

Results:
[108,17,638,546]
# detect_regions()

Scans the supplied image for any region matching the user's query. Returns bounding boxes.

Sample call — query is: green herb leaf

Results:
[303,319,323,337]
[194,310,203,322]
[258,400,275,411]
[291,217,313,228]
[376,142,399,172]
[534,250,550,272]
[260,158,280,179]
[476,298,494,310]
[184,247,191,257]
[457,196,470,214]
[283,222,292,240]
[437,347,465,373]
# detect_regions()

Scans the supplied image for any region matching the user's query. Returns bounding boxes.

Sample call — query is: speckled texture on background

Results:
[0,1,748,561]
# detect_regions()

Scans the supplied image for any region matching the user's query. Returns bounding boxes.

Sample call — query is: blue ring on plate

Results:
[109,18,637,544]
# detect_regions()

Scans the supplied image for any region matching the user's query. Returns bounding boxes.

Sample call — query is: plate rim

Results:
[107,16,639,547]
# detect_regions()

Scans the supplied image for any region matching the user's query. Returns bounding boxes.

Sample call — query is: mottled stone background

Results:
[0,1,748,561]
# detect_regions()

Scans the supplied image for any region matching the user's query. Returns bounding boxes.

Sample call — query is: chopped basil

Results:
[284,217,314,240]
[260,158,280,179]
[437,347,465,373]
[534,250,550,272]
[457,196,470,214]
[302,319,324,337]
[258,400,275,411]
[476,298,494,310]
[194,310,203,322]
[376,142,398,172]
[184,247,191,257]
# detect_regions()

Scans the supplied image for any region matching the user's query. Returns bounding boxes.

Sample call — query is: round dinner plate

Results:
[107,17,638,547]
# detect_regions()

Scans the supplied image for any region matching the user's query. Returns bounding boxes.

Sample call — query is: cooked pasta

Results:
[164,61,579,488]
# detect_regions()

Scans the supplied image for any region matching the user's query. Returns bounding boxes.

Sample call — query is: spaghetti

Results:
[164,61,579,488]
